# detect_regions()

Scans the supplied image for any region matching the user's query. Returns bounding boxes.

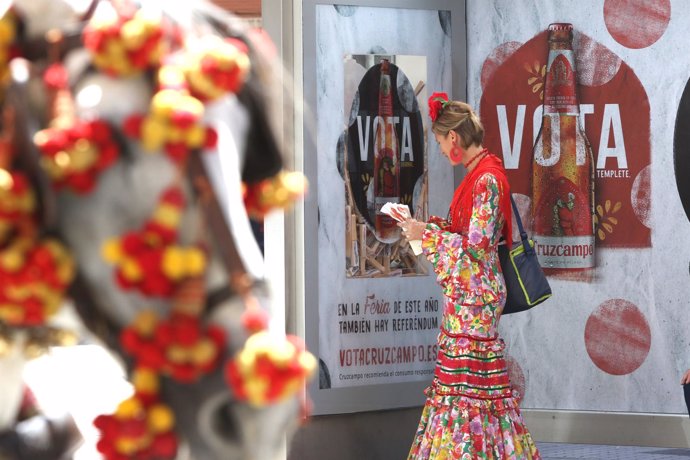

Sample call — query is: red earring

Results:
[449,145,464,163]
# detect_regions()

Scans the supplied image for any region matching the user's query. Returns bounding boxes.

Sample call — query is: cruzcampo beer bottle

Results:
[531,23,595,280]
[373,59,400,243]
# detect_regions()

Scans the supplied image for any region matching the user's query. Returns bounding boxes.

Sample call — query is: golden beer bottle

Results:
[373,59,400,243]
[532,23,595,280]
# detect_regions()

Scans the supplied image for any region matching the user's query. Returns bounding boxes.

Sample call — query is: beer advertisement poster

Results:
[466,0,687,415]
[310,4,457,404]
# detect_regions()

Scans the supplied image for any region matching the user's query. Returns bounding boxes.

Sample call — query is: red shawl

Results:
[448,153,513,248]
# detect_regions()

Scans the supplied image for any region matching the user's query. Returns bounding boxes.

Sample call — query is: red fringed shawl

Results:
[448,153,513,248]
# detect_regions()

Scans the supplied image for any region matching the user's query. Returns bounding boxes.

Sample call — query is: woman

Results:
[401,93,540,459]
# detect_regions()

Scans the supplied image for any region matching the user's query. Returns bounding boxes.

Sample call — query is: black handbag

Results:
[498,195,552,314]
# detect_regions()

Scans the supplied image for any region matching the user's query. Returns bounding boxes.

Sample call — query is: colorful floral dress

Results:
[408,172,540,460]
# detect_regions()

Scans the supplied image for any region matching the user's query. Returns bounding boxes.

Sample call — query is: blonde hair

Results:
[431,101,484,148]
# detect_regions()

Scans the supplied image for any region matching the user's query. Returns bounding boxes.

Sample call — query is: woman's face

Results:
[434,131,464,166]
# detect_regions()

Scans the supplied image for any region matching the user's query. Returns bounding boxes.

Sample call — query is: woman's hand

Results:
[681,369,690,385]
[398,218,426,241]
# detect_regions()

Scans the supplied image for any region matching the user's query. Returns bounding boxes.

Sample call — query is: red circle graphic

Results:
[481,41,522,91]
[631,165,652,228]
[574,33,622,87]
[505,355,526,403]
[604,0,671,49]
[584,298,651,375]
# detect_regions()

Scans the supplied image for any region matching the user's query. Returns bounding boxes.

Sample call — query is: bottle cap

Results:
[548,23,573,31]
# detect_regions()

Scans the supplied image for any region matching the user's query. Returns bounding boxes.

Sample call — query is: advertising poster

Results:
[343,55,426,278]
[311,4,457,400]
[467,0,687,414]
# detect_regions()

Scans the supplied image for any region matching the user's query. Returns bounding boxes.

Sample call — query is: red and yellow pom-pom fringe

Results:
[94,370,178,460]
[102,187,207,297]
[120,310,225,383]
[244,170,308,220]
[83,7,166,77]
[225,331,316,407]
[34,119,119,194]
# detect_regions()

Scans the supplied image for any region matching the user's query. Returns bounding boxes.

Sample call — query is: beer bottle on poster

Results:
[373,59,400,243]
[532,23,595,280]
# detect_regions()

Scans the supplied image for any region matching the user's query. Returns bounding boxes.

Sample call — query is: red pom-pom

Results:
[171,315,200,346]
[154,323,174,347]
[36,130,69,155]
[224,360,247,399]
[170,364,198,382]
[138,344,166,369]
[120,328,142,352]
[43,63,69,90]
[241,308,269,334]
[203,128,218,149]
[164,142,189,163]
[160,187,185,207]
[99,144,119,167]
[68,172,96,193]
[150,432,178,458]
[121,232,145,254]
[89,120,113,143]
[123,114,145,138]
[170,110,197,129]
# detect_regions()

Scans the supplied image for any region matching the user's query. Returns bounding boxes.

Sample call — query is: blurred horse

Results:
[0,1,304,459]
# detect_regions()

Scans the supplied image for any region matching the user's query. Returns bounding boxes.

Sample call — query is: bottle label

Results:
[544,51,578,115]
[534,235,595,269]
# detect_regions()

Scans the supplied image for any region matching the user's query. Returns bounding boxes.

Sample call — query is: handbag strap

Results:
[508,194,534,254]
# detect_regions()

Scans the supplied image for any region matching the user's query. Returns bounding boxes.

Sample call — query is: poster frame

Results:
[302,0,466,415]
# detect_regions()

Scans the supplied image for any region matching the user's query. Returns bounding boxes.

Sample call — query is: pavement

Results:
[538,442,690,459]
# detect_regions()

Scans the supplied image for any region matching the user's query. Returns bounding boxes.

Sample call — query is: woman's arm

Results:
[402,174,503,299]
[421,173,503,263]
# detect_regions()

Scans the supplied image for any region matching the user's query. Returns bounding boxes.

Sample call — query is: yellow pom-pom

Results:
[133,367,159,393]
[121,18,147,50]
[0,249,24,272]
[185,125,206,148]
[115,437,141,455]
[105,39,127,60]
[282,171,308,195]
[133,310,158,336]
[153,203,181,228]
[152,90,182,118]
[0,305,24,325]
[298,351,318,376]
[162,247,185,280]
[68,140,98,172]
[148,404,175,433]
[141,117,167,151]
[116,397,143,420]
[41,290,62,316]
[191,339,216,365]
[56,257,75,285]
[166,126,185,144]
[183,248,206,276]
[5,285,29,301]
[166,344,189,364]
[0,16,16,45]
[136,8,162,32]
[245,377,269,406]
[121,257,143,281]
[267,339,295,367]
[158,66,186,88]
[92,53,110,71]
[178,95,204,120]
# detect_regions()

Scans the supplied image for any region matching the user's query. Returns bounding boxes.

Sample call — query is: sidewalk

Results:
[539,442,690,459]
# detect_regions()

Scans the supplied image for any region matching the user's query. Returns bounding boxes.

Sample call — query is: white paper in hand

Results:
[380,202,411,222]
[380,202,422,256]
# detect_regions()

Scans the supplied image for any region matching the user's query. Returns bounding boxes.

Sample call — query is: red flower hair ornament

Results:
[428,92,450,122]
